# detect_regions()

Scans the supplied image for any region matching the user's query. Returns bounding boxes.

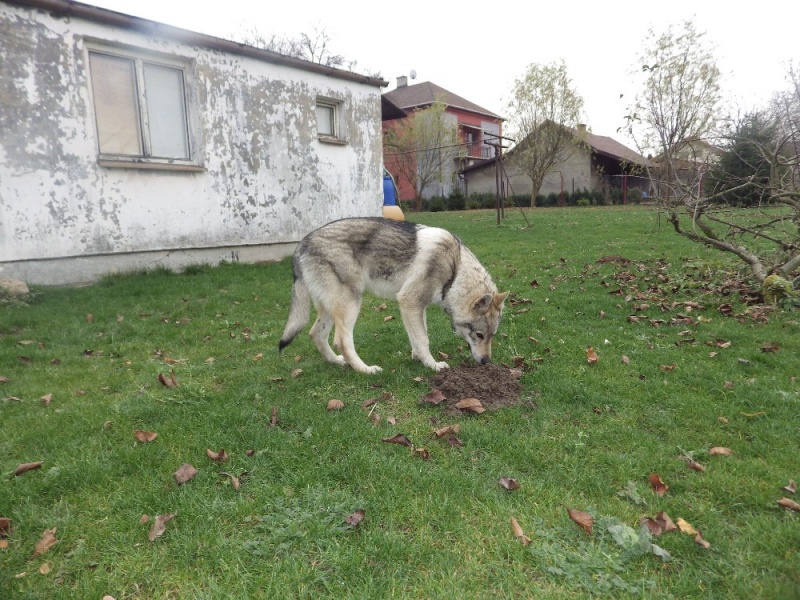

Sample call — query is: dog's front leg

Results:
[398,302,449,371]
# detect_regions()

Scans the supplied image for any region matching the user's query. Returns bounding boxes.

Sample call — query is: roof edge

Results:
[8,0,389,87]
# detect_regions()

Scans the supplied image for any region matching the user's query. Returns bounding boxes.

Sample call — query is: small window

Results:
[316,97,345,143]
[88,48,201,169]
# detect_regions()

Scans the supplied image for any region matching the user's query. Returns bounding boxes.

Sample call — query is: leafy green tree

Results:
[505,61,586,206]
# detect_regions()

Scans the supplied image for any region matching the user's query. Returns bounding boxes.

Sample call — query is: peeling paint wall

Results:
[0,3,384,284]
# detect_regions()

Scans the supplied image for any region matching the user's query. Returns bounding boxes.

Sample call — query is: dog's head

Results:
[451,292,508,365]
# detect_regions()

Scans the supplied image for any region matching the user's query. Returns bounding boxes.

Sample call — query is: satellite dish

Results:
[409,69,417,80]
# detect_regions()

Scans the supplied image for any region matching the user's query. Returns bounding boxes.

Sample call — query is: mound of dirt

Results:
[427,362,523,416]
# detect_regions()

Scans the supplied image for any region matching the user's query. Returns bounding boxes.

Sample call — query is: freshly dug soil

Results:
[428,362,523,416]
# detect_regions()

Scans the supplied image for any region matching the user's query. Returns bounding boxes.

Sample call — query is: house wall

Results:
[383,105,502,203]
[465,146,593,198]
[0,2,384,285]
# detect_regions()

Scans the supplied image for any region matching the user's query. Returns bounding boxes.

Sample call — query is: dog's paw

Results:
[361,364,383,374]
[431,361,450,371]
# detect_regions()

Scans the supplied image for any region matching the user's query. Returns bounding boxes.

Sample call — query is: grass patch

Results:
[1,207,799,598]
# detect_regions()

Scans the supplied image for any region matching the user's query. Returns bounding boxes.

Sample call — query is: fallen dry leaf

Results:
[499,477,520,491]
[777,497,800,512]
[782,480,797,495]
[649,473,669,497]
[621,355,631,365]
[39,562,51,575]
[139,514,150,525]
[133,430,158,443]
[510,516,531,545]
[345,509,365,527]
[685,458,706,472]
[253,352,263,361]
[206,448,229,462]
[641,511,677,536]
[270,406,278,427]
[219,472,241,491]
[0,376,9,384]
[86,314,94,323]
[413,448,431,460]
[15,461,44,476]
[327,399,345,411]
[40,393,52,406]
[586,346,598,365]
[290,368,303,378]
[173,463,198,485]
[454,397,486,414]
[148,513,176,542]
[694,530,711,549]
[158,371,178,388]
[568,508,594,535]
[383,315,394,323]
[676,517,697,535]
[382,433,413,448]
[421,389,447,405]
[0,517,12,537]
[761,341,781,353]
[659,364,676,371]
[434,424,461,438]
[709,447,732,457]
[33,528,57,556]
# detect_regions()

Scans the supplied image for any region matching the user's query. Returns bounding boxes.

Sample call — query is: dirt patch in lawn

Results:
[426,362,525,417]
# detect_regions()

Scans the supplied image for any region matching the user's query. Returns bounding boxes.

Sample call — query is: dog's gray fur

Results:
[279,217,507,373]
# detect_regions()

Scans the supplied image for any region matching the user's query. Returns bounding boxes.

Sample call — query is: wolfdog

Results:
[279,217,507,373]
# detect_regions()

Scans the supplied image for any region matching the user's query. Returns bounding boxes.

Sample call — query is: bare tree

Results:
[626,22,800,302]
[505,61,586,205]
[240,26,360,72]
[383,102,462,210]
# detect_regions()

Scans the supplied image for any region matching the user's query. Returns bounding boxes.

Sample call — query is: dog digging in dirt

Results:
[279,217,508,374]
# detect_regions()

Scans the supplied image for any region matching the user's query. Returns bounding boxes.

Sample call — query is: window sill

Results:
[317,136,348,146]
[98,159,206,172]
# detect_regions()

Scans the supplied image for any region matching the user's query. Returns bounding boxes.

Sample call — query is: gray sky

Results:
[90,0,799,146]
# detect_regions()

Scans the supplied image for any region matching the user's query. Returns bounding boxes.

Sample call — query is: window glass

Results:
[89,53,142,155]
[316,103,335,136]
[143,63,190,159]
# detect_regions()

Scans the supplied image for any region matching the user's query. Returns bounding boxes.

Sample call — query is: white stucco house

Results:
[0,0,388,285]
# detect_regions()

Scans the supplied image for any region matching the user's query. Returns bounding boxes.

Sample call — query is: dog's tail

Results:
[279,274,311,352]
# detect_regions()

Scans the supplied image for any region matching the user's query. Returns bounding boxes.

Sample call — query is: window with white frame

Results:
[316,97,345,143]
[88,48,201,168]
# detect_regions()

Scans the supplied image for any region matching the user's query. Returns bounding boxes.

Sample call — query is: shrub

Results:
[428,197,445,212]
[627,188,643,204]
[575,198,591,207]
[447,190,466,211]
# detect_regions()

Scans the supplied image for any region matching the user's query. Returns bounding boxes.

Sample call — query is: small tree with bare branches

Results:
[626,21,799,303]
[383,102,462,210]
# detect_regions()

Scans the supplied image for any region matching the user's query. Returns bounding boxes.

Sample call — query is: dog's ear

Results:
[493,292,509,309]
[472,293,494,314]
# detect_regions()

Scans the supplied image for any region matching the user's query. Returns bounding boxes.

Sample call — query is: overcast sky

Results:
[91,0,799,146]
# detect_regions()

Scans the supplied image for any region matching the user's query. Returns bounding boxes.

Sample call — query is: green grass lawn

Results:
[2,207,799,599]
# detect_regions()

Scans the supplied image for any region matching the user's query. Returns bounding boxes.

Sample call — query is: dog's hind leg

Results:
[308,306,346,367]
[331,300,382,374]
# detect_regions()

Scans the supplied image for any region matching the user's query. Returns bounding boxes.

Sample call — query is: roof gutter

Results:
[7,0,388,87]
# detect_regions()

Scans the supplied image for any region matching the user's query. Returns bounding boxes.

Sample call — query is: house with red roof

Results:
[382,77,503,202]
